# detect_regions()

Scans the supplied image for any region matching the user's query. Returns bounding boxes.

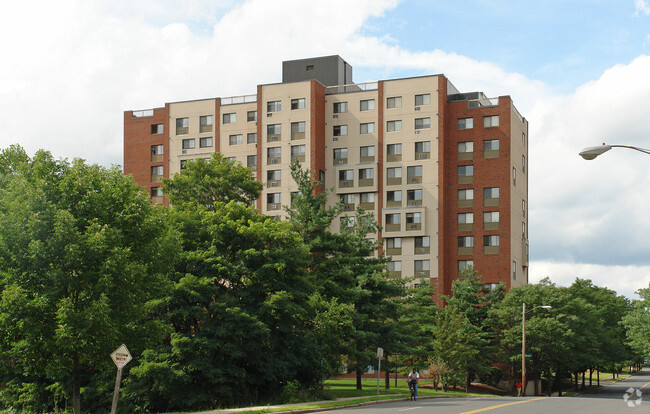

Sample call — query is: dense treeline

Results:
[0,146,647,413]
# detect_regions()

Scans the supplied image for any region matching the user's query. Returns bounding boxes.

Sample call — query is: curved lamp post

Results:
[579,144,650,160]
[522,303,552,397]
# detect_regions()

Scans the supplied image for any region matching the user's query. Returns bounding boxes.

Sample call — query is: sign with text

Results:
[110,344,132,369]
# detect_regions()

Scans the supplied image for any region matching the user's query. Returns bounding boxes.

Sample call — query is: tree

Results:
[285,161,405,390]
[622,284,650,361]
[162,153,262,209]
[0,146,178,413]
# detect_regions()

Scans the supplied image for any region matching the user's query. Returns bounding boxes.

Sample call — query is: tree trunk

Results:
[546,370,552,396]
[581,371,585,389]
[597,366,599,386]
[534,371,539,396]
[589,367,593,386]
[385,355,390,390]
[395,367,398,388]
[356,368,362,390]
[73,352,81,414]
[556,366,562,397]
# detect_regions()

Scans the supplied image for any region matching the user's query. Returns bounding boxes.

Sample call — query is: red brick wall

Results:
[440,96,513,297]
[310,81,326,189]
[377,81,385,244]
[123,105,169,206]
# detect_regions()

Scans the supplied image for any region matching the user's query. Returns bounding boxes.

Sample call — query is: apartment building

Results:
[123,55,529,297]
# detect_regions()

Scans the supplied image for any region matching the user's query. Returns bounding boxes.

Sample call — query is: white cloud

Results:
[635,0,650,15]
[530,260,650,300]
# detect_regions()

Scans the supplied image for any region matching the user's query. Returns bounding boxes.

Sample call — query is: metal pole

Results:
[110,367,123,414]
[522,302,526,397]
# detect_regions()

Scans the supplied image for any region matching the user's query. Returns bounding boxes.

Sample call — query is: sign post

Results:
[110,344,132,414]
[376,347,383,397]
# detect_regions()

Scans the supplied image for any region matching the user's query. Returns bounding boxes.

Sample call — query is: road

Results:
[311,370,650,414]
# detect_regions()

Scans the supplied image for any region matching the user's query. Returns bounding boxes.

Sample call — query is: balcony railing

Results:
[325,82,378,95]
[221,94,257,105]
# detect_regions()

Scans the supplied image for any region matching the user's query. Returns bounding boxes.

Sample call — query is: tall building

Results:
[124,55,529,297]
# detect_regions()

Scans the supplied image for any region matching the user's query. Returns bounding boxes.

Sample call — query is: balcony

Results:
[221,94,257,105]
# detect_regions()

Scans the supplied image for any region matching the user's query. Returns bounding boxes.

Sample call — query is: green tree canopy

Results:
[0,145,178,413]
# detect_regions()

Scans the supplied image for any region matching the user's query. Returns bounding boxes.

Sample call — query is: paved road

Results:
[311,370,650,414]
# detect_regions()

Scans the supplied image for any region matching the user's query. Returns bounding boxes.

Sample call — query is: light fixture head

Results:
[579,144,612,160]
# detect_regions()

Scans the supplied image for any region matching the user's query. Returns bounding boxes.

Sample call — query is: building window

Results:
[333,125,348,136]
[386,237,402,249]
[267,100,281,112]
[458,141,474,154]
[340,193,355,205]
[291,145,306,157]
[415,141,430,154]
[291,121,306,133]
[247,111,257,122]
[513,167,517,185]
[484,115,499,127]
[484,139,499,151]
[458,189,473,201]
[151,124,163,134]
[360,145,375,158]
[415,94,431,106]
[458,260,474,271]
[387,260,402,272]
[484,235,500,246]
[247,133,257,143]
[199,137,213,148]
[176,117,189,134]
[151,145,163,155]
[267,147,281,159]
[268,123,282,135]
[522,155,526,173]
[458,165,473,177]
[387,190,402,203]
[407,165,423,183]
[387,143,402,156]
[415,236,430,248]
[360,99,375,111]
[522,222,526,238]
[458,236,474,247]
[522,132,526,146]
[458,117,473,129]
[513,261,517,279]
[229,134,243,145]
[247,155,257,167]
[387,167,402,179]
[522,200,526,217]
[415,117,431,130]
[360,122,375,134]
[333,148,348,163]
[385,213,401,224]
[339,169,354,181]
[151,166,163,181]
[387,120,402,132]
[223,113,236,124]
[484,211,499,223]
[200,115,213,133]
[151,187,163,197]
[415,260,430,273]
[359,168,373,179]
[333,102,348,113]
[458,212,474,224]
[387,96,402,108]
[483,187,499,201]
[267,169,281,181]
[360,192,375,204]
[306,65,314,71]
[182,139,195,149]
[407,189,422,205]
[291,98,305,110]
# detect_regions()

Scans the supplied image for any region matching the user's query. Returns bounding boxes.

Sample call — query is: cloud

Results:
[530,260,650,300]
[635,0,650,15]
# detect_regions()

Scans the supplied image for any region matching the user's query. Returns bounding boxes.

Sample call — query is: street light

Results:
[579,143,650,160]
[522,303,552,397]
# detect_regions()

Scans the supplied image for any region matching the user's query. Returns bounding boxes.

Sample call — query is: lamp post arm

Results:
[609,145,650,155]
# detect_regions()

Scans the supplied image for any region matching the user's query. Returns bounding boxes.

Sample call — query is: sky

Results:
[1,0,650,299]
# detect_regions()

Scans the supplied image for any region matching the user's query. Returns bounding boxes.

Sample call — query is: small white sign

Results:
[377,347,383,358]
[110,344,132,369]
